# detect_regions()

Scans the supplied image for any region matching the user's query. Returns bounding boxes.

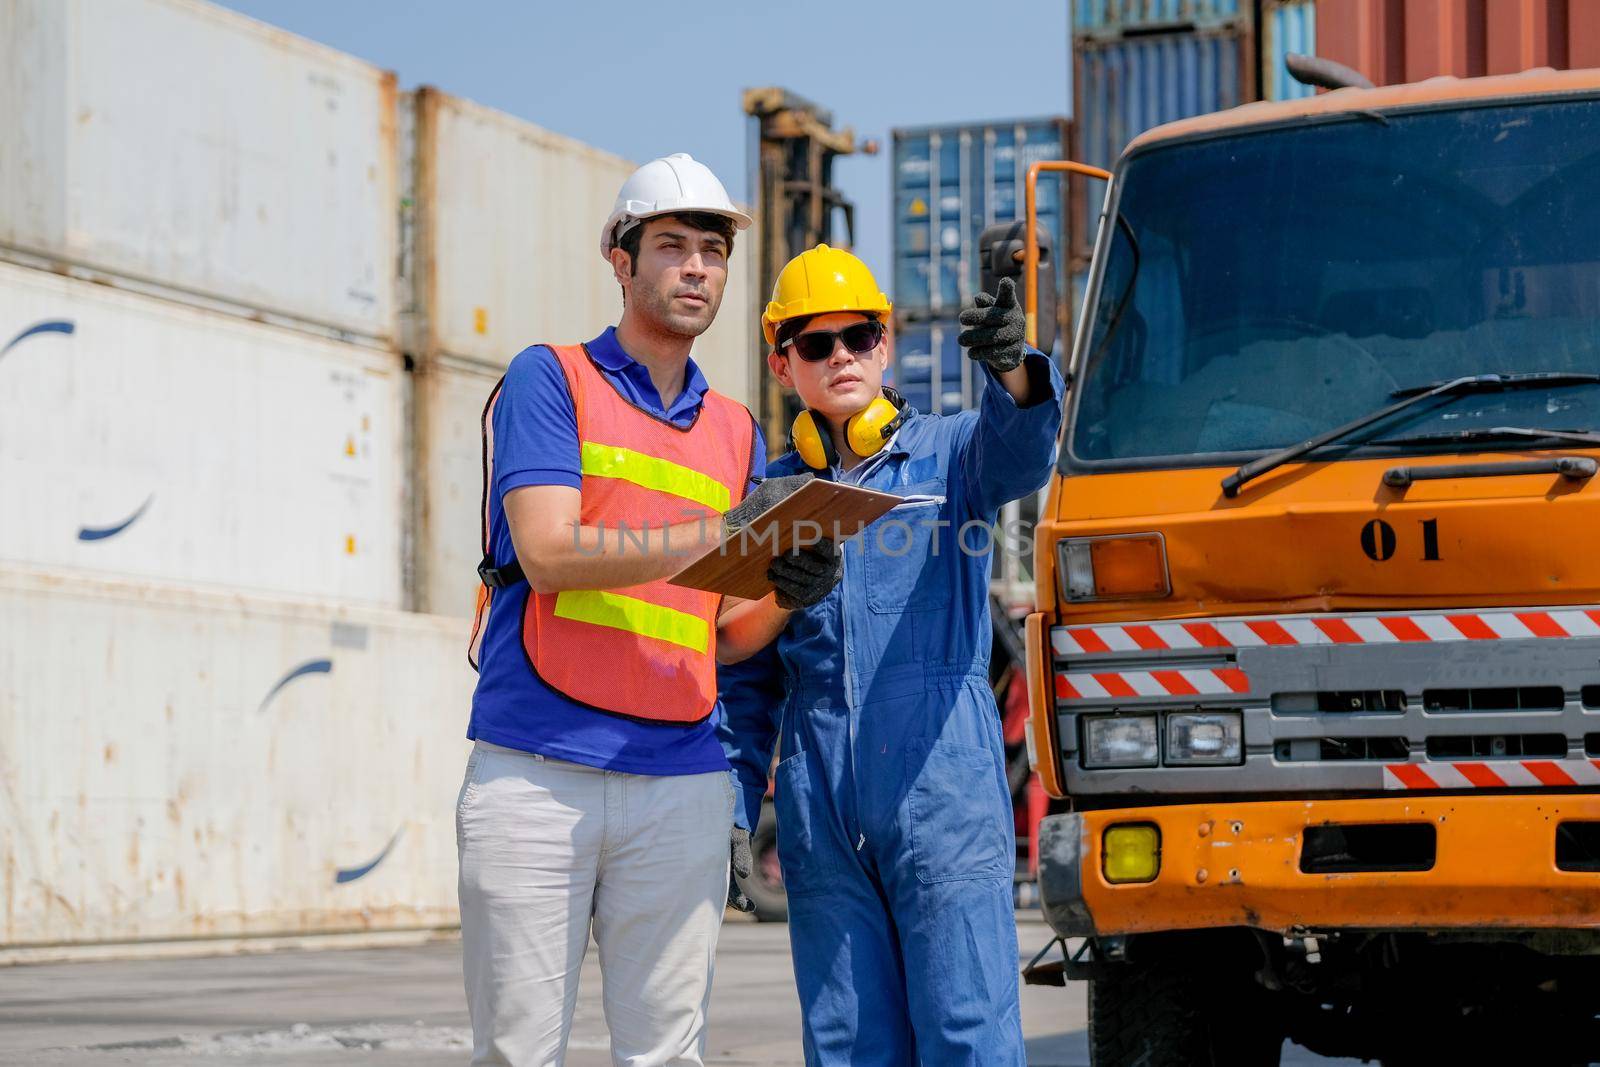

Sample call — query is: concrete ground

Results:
[0,915,1357,1066]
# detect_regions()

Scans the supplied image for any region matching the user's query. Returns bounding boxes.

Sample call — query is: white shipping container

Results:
[0,565,473,948]
[0,262,405,606]
[409,86,761,411]
[414,358,501,620]
[411,88,635,369]
[0,0,399,342]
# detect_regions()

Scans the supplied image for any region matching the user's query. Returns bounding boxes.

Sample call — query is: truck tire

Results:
[735,800,788,923]
[1088,953,1282,1067]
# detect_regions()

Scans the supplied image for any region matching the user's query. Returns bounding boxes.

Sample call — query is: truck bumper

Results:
[1038,795,1600,938]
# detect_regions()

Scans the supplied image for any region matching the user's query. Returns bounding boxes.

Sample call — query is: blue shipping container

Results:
[1075,28,1250,172]
[1073,27,1250,256]
[887,320,978,417]
[1262,0,1318,101]
[1073,0,1245,39]
[891,117,1071,318]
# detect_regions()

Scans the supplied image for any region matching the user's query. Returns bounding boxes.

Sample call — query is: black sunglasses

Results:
[782,319,886,363]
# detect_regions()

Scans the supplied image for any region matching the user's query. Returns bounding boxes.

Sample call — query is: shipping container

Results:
[413,358,500,620]
[1262,0,1318,100]
[1314,0,1600,87]
[888,320,972,418]
[0,0,399,344]
[890,118,1072,320]
[0,565,473,950]
[406,88,634,369]
[1073,0,1245,39]
[1072,25,1253,261]
[404,87,760,399]
[0,262,405,607]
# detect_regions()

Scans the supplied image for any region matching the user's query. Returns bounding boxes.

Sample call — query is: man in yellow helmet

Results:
[717,245,1065,1065]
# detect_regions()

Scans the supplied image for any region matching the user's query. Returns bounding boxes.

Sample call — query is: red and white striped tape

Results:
[1055,668,1249,700]
[1053,608,1600,658]
[1384,759,1600,790]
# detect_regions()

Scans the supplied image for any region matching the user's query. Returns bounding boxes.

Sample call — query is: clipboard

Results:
[668,479,904,600]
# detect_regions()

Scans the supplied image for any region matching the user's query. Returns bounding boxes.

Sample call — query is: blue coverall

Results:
[718,353,1065,1066]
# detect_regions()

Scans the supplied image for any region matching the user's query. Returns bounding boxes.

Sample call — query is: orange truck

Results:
[1021,69,1600,1065]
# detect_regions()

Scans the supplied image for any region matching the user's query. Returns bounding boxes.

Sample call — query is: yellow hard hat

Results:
[762,244,893,347]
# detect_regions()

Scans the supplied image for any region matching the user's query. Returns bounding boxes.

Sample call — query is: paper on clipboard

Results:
[668,479,904,600]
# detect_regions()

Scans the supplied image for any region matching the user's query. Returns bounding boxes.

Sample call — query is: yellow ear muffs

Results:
[845,396,906,458]
[790,408,837,471]
[789,393,907,471]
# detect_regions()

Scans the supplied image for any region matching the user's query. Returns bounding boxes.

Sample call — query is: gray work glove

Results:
[957,276,1028,372]
[723,473,814,535]
[728,826,756,913]
[768,538,843,610]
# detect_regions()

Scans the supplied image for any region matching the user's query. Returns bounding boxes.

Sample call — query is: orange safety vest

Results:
[469,343,755,726]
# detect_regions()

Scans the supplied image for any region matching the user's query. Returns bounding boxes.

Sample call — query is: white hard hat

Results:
[600,153,753,260]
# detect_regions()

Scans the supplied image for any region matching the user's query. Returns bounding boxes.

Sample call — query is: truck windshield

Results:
[1070,97,1600,467]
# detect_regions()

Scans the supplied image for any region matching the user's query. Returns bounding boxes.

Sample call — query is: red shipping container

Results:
[1315,0,1600,86]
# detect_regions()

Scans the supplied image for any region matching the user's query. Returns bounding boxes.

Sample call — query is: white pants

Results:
[456,741,734,1067]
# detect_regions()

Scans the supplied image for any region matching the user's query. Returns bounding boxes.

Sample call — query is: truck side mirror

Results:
[979,220,1057,355]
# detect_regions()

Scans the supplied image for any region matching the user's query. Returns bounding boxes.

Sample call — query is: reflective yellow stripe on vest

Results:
[579,442,732,513]
[553,589,710,654]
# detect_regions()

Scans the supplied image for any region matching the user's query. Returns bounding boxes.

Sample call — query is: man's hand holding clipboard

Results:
[669,477,905,602]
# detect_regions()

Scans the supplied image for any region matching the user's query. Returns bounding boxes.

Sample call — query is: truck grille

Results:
[1423,686,1564,713]
[1276,737,1409,762]
[1050,606,1600,795]
[1273,690,1405,714]
[1426,734,1566,759]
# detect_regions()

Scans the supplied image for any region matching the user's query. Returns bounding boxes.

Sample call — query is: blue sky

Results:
[215,0,1070,287]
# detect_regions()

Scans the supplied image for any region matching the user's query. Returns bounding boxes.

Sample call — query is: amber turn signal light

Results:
[1059,533,1171,602]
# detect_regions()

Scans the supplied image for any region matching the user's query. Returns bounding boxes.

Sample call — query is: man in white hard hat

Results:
[456,153,840,1066]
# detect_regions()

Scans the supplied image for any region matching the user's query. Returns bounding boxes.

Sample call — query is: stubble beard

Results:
[635,275,720,340]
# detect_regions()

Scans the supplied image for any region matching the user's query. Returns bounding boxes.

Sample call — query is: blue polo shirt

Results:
[467,327,765,775]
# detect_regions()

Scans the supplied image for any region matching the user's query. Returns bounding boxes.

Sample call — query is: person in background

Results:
[457,154,840,1067]
[718,245,1065,1065]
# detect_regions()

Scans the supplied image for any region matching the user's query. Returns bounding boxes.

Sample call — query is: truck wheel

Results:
[735,800,788,923]
[1088,953,1281,1067]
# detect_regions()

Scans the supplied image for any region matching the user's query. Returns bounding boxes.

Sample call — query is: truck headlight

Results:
[1082,715,1159,768]
[1166,711,1243,766]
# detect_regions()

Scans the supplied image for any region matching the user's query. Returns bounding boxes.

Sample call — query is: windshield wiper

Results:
[1375,425,1600,447]
[1389,371,1600,398]
[1221,374,1600,497]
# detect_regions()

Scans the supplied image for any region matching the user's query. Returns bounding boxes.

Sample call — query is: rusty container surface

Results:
[0,0,400,344]
[1315,0,1600,87]
[0,261,406,608]
[0,566,474,949]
